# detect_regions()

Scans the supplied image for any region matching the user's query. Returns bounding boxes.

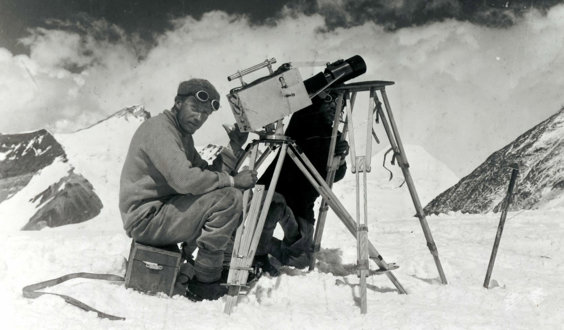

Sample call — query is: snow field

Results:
[2,206,563,329]
[2,111,562,328]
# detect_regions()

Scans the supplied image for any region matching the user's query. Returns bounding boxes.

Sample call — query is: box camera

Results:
[227,55,366,133]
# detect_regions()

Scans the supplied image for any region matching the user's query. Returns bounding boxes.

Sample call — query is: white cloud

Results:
[0,6,563,175]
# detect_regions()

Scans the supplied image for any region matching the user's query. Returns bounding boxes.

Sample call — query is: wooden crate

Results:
[125,241,181,296]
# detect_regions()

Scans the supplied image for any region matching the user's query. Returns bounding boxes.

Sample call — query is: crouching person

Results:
[119,79,257,301]
[254,92,349,275]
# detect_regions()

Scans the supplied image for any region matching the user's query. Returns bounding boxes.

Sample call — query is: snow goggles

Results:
[181,90,220,111]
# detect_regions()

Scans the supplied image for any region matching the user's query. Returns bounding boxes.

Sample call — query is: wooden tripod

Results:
[223,128,407,314]
[311,81,448,290]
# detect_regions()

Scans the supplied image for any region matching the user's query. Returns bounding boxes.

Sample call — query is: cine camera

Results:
[226,55,366,132]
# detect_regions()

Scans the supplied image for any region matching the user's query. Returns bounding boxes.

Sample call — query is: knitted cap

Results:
[177,78,220,111]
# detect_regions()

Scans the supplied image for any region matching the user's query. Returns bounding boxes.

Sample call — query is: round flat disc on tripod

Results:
[329,80,395,92]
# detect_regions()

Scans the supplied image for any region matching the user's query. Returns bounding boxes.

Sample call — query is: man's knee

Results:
[266,192,287,217]
[224,187,243,228]
[220,187,243,212]
[205,187,243,229]
[206,187,243,211]
[272,192,286,205]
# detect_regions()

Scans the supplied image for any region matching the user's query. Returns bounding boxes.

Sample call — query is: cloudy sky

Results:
[1,0,563,176]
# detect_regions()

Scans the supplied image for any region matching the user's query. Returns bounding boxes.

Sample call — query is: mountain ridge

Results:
[0,106,151,231]
[72,105,151,133]
[424,107,564,214]
[0,129,67,202]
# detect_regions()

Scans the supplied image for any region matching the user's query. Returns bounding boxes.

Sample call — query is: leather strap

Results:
[22,272,125,321]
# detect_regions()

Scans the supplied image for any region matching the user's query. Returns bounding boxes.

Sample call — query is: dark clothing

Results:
[256,103,347,265]
[255,192,300,256]
[258,108,347,223]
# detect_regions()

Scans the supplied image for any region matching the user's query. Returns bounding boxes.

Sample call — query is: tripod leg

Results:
[224,185,265,314]
[246,144,289,264]
[358,223,369,313]
[326,93,345,171]
[356,157,369,313]
[234,142,254,172]
[377,90,448,285]
[365,88,376,172]
[255,144,274,169]
[235,139,272,173]
[225,143,289,314]
[310,92,345,271]
[225,143,260,314]
[231,143,259,258]
[357,89,377,313]
[224,144,288,314]
[344,92,358,172]
[287,145,407,294]
[311,180,337,271]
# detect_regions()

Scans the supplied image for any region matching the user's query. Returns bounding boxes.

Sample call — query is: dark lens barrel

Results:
[344,55,367,79]
[325,55,366,85]
[303,55,367,96]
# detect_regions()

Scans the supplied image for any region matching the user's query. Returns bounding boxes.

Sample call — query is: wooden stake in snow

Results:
[483,165,519,289]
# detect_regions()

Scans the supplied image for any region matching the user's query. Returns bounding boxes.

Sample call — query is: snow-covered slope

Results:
[54,106,150,231]
[332,144,459,219]
[0,157,72,231]
[22,170,103,230]
[0,107,151,232]
[2,186,563,329]
[0,130,102,231]
[2,110,563,328]
[425,108,564,214]
[55,106,226,231]
[0,129,66,202]
[0,106,228,232]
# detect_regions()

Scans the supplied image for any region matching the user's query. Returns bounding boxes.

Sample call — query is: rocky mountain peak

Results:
[22,170,103,230]
[425,107,564,214]
[0,129,66,175]
[113,105,151,121]
[0,129,67,202]
[0,105,151,230]
[74,105,151,132]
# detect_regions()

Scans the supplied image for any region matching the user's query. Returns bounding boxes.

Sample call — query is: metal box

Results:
[227,67,312,132]
[125,241,181,296]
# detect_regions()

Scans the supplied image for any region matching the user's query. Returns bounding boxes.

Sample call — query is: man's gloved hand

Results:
[223,123,249,151]
[334,140,349,157]
[233,169,258,189]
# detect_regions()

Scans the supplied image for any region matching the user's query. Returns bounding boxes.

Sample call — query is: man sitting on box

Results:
[119,79,257,301]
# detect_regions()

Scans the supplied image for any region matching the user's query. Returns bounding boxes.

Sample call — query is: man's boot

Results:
[268,237,311,269]
[186,277,228,301]
[253,254,280,277]
[189,249,227,301]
